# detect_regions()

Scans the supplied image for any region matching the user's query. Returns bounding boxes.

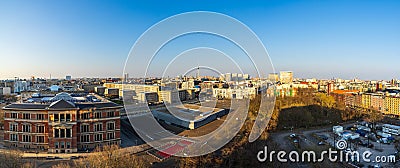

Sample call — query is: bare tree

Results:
[76,145,149,168]
[0,150,24,168]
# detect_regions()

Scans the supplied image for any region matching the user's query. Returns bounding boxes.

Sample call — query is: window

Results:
[36,136,45,143]
[23,113,30,119]
[10,134,18,141]
[107,122,115,130]
[60,142,65,148]
[80,124,89,132]
[66,142,71,148]
[22,135,31,142]
[55,129,60,138]
[11,113,18,119]
[54,114,59,122]
[95,133,103,141]
[22,124,31,132]
[80,134,90,142]
[55,142,59,148]
[66,114,71,121]
[37,114,45,120]
[60,114,65,122]
[94,123,103,132]
[107,111,114,118]
[60,129,65,138]
[82,113,90,120]
[9,123,18,132]
[36,125,45,133]
[95,112,102,119]
[107,132,115,140]
[66,129,71,138]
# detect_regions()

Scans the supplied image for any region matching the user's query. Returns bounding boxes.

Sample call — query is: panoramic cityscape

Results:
[1,0,400,168]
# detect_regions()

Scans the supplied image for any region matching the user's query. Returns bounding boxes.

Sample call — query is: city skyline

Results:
[1,0,399,80]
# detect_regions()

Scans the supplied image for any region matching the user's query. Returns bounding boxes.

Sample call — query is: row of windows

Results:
[9,124,45,133]
[80,122,115,132]
[80,111,116,120]
[54,128,72,138]
[9,113,46,120]
[13,135,46,143]
[80,132,115,142]
[55,142,71,149]
[53,113,72,122]
[8,111,117,121]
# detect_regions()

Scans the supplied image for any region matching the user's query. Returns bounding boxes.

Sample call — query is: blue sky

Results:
[0,0,399,80]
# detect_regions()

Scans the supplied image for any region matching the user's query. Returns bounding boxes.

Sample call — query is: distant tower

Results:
[197,66,200,79]
[124,73,129,82]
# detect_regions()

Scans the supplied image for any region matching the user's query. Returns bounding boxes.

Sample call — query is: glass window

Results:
[60,114,65,121]
[95,133,103,141]
[10,123,18,132]
[37,114,45,120]
[23,113,30,119]
[60,129,65,138]
[55,129,59,138]
[22,135,31,142]
[22,124,31,132]
[95,123,103,132]
[36,136,44,143]
[11,113,18,119]
[107,111,114,117]
[81,134,90,142]
[81,125,89,132]
[66,114,71,121]
[95,112,102,118]
[107,122,115,130]
[54,114,59,122]
[37,125,45,133]
[10,134,18,141]
[66,129,71,138]
[107,132,115,140]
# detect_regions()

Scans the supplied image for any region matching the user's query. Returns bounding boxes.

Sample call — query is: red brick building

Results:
[330,90,360,107]
[2,94,122,153]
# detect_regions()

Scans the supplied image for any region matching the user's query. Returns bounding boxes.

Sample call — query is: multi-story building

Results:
[159,90,180,104]
[371,93,385,112]
[268,73,279,82]
[279,71,293,84]
[2,92,122,153]
[212,87,258,99]
[362,93,372,109]
[330,90,360,107]
[0,87,11,95]
[137,92,159,104]
[384,96,400,117]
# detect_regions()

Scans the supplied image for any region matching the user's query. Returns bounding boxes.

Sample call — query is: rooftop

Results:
[153,104,224,121]
[3,92,122,111]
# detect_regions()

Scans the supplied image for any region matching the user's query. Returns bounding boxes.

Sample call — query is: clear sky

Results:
[0,0,399,80]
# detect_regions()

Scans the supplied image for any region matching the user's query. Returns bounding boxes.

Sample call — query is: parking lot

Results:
[314,123,399,168]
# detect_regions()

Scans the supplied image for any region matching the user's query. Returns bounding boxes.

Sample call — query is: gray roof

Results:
[4,103,49,110]
[3,101,121,111]
[48,100,76,109]
[75,102,122,109]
